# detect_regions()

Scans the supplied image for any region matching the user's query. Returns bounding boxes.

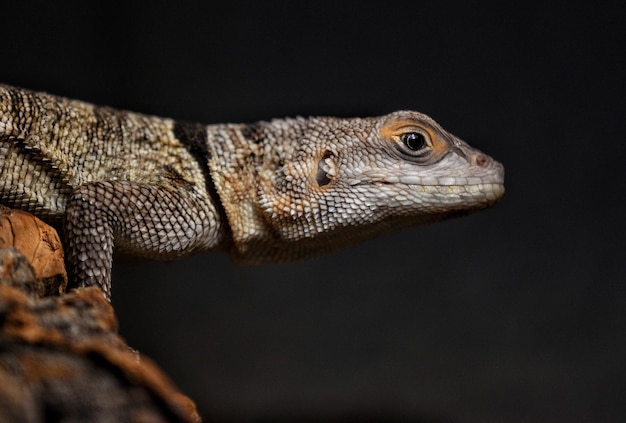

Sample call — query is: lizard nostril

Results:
[475,154,489,167]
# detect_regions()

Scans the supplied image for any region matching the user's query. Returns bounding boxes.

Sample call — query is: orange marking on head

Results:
[380,118,450,155]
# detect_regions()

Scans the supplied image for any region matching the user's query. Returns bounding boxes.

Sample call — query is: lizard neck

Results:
[205,121,284,258]
[206,117,380,263]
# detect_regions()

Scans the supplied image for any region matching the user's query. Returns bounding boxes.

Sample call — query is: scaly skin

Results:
[0,84,504,299]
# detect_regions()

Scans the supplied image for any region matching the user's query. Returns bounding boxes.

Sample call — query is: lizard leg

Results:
[64,180,221,300]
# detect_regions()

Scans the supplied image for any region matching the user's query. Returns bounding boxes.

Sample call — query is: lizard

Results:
[0,84,505,300]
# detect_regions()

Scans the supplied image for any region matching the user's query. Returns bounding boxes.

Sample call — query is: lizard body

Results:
[0,84,504,299]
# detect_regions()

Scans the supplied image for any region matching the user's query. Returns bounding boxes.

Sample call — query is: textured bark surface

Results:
[0,206,67,297]
[0,208,201,423]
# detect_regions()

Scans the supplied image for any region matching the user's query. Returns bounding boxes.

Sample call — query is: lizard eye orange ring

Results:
[380,119,448,165]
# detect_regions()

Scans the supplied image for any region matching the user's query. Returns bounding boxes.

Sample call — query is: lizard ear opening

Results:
[315,151,336,187]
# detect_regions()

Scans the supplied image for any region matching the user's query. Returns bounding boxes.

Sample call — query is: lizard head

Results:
[220,111,504,263]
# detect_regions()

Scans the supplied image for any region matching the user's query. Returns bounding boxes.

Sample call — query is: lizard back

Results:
[0,85,207,223]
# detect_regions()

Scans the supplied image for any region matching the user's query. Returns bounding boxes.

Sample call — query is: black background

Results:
[1,1,625,421]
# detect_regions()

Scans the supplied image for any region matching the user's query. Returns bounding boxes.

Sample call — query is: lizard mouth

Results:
[365,180,505,203]
[355,178,505,189]
[347,163,505,188]
[393,174,504,186]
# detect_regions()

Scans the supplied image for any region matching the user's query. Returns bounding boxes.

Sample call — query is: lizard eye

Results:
[380,118,442,164]
[392,129,437,164]
[401,132,427,151]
